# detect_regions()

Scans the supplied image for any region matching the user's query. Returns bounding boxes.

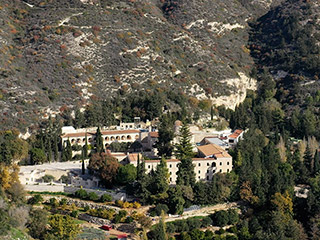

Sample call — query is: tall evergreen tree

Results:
[95,127,104,153]
[314,150,320,175]
[47,139,52,163]
[175,122,195,187]
[83,133,88,158]
[53,136,59,161]
[81,149,85,175]
[62,139,72,162]
[304,145,314,176]
[156,115,174,158]
[148,157,169,202]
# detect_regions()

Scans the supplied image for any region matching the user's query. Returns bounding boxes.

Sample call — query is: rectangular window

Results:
[198,170,200,174]
[170,164,172,168]
[220,162,222,166]
[207,170,209,173]
[170,172,172,175]
[148,165,151,169]
[227,162,229,165]
[207,176,209,180]
[219,169,222,173]
[198,163,201,167]
[207,163,209,166]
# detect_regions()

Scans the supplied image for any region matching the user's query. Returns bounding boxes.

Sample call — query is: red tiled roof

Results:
[229,129,243,139]
[197,144,231,158]
[149,132,159,138]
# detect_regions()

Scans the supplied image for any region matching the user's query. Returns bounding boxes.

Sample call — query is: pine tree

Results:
[95,127,104,153]
[148,157,169,202]
[175,122,196,187]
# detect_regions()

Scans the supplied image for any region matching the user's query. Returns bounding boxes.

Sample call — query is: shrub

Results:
[125,216,134,223]
[59,198,67,206]
[74,189,88,199]
[201,216,213,227]
[174,220,189,232]
[187,218,202,230]
[71,210,79,218]
[49,198,58,208]
[212,210,229,227]
[59,175,69,184]
[166,222,176,233]
[154,204,169,216]
[42,174,55,183]
[133,201,141,209]
[115,200,124,207]
[123,201,133,208]
[28,194,43,205]
[83,205,90,212]
[88,192,99,201]
[228,209,239,225]
[100,194,112,202]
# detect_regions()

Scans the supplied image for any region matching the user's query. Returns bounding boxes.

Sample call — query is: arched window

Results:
[127,135,132,140]
[121,136,125,140]
[135,135,139,139]
[88,138,92,142]
[71,139,75,144]
[110,136,115,141]
[212,162,216,167]
[116,136,120,140]
[105,137,109,141]
[77,138,81,143]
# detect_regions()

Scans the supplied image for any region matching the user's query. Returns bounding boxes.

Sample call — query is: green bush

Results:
[100,194,112,202]
[49,198,59,207]
[153,204,169,216]
[83,206,90,212]
[28,194,43,205]
[125,216,134,223]
[71,210,79,218]
[42,174,55,183]
[212,210,229,227]
[88,192,99,201]
[60,198,67,206]
[74,189,88,199]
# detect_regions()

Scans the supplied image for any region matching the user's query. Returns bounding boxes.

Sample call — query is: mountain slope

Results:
[0,0,278,130]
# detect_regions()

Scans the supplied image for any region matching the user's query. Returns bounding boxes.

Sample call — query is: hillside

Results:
[0,0,284,130]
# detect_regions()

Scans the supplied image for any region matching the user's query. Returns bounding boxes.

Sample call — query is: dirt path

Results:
[163,202,240,223]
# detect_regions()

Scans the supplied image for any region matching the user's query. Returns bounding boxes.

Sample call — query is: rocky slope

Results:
[0,0,280,130]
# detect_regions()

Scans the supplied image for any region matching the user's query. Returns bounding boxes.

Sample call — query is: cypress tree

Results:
[62,139,72,162]
[83,133,88,158]
[54,136,59,161]
[95,127,104,153]
[156,115,174,158]
[47,140,52,163]
[81,149,85,175]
